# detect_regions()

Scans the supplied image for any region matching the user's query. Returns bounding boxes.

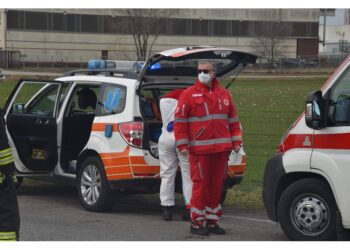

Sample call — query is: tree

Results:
[117,9,177,61]
[252,22,289,68]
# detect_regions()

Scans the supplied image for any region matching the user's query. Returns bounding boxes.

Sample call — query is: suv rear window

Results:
[96,83,126,116]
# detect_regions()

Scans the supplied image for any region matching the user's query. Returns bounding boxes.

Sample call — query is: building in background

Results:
[0,9,319,66]
[319,9,350,55]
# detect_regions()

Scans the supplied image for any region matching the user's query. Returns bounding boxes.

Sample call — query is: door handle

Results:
[35,118,50,126]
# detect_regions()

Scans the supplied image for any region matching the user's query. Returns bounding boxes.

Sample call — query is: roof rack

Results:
[62,69,138,79]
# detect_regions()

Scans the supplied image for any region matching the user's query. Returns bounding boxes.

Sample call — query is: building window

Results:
[292,22,308,37]
[52,13,67,31]
[81,14,99,33]
[172,18,187,35]
[7,10,25,29]
[67,14,80,32]
[231,21,249,36]
[101,50,108,60]
[25,11,47,30]
[213,20,228,36]
[192,19,209,36]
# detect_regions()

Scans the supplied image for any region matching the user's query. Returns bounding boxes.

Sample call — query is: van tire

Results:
[77,156,114,212]
[278,178,337,241]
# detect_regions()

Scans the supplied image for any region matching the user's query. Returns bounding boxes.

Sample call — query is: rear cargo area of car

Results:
[138,85,189,158]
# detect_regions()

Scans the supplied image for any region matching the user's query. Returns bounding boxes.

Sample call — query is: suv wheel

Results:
[77,156,114,212]
[278,178,337,240]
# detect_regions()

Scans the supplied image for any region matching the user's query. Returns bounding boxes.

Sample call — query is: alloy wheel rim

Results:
[81,164,102,205]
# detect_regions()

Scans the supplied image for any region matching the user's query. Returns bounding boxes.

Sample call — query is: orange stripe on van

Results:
[100,147,130,158]
[91,123,119,132]
[103,157,130,167]
[105,166,132,175]
[131,165,160,173]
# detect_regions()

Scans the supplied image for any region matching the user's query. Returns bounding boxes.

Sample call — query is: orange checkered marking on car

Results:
[131,165,160,174]
[91,123,119,132]
[129,156,147,165]
[108,173,134,180]
[100,147,133,180]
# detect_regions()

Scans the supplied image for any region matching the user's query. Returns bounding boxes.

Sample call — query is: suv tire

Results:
[77,156,114,212]
[278,178,337,241]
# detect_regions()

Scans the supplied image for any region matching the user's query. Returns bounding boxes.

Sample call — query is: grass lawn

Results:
[0,76,328,209]
[225,76,328,209]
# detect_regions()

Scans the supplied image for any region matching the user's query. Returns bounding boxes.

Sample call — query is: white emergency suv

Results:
[263,55,350,240]
[4,47,256,211]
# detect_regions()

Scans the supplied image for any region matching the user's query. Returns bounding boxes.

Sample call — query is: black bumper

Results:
[263,153,286,222]
[225,175,243,188]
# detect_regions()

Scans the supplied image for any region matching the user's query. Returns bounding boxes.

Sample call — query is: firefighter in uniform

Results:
[174,60,242,236]
[0,108,20,241]
[159,89,192,221]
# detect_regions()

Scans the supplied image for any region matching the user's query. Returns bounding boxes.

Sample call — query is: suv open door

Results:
[3,80,68,172]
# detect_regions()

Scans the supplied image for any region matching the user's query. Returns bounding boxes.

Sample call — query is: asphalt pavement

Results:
[16,181,286,241]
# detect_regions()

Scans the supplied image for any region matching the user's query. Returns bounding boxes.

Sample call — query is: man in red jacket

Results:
[174,60,242,236]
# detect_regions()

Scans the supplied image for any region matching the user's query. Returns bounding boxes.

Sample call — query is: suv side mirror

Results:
[305,90,326,130]
[13,103,25,114]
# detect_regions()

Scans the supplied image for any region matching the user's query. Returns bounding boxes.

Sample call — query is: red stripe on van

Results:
[282,133,350,151]
[313,133,350,150]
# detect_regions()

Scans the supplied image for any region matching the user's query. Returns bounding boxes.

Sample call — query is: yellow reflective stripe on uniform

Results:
[0,148,12,158]
[175,139,189,147]
[0,155,14,166]
[189,138,232,146]
[231,136,242,142]
[229,117,239,123]
[0,232,16,240]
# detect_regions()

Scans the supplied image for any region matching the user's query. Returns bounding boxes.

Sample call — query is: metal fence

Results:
[1,51,350,72]
[0,50,21,68]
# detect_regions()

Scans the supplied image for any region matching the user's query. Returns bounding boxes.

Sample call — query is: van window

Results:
[329,66,350,126]
[96,84,126,116]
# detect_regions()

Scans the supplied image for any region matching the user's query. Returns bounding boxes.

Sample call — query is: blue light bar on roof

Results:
[88,59,106,70]
[149,63,161,70]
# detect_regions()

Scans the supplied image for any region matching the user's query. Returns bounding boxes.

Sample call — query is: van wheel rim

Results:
[290,194,330,236]
[81,164,101,205]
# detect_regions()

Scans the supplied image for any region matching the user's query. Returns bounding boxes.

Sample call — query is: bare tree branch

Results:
[117,9,177,61]
[251,22,289,68]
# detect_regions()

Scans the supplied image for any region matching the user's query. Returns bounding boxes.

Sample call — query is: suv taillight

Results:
[119,122,144,148]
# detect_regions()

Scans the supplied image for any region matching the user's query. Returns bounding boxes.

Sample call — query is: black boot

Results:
[190,225,209,236]
[162,206,174,221]
[207,223,226,235]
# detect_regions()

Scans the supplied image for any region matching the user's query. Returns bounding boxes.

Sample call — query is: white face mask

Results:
[198,72,211,85]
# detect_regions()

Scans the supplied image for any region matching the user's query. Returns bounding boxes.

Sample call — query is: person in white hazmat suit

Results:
[159,89,192,221]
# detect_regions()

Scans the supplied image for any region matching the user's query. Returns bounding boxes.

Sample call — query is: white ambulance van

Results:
[263,55,350,240]
[3,47,256,211]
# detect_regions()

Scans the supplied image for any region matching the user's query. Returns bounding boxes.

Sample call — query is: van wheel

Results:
[77,156,114,212]
[278,178,337,241]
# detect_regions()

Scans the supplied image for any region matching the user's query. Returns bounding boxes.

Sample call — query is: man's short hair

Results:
[198,60,216,72]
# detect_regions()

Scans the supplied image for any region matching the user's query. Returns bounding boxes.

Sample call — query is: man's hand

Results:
[179,149,189,156]
[233,145,241,153]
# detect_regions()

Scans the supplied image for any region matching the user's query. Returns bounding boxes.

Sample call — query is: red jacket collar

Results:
[195,78,220,91]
